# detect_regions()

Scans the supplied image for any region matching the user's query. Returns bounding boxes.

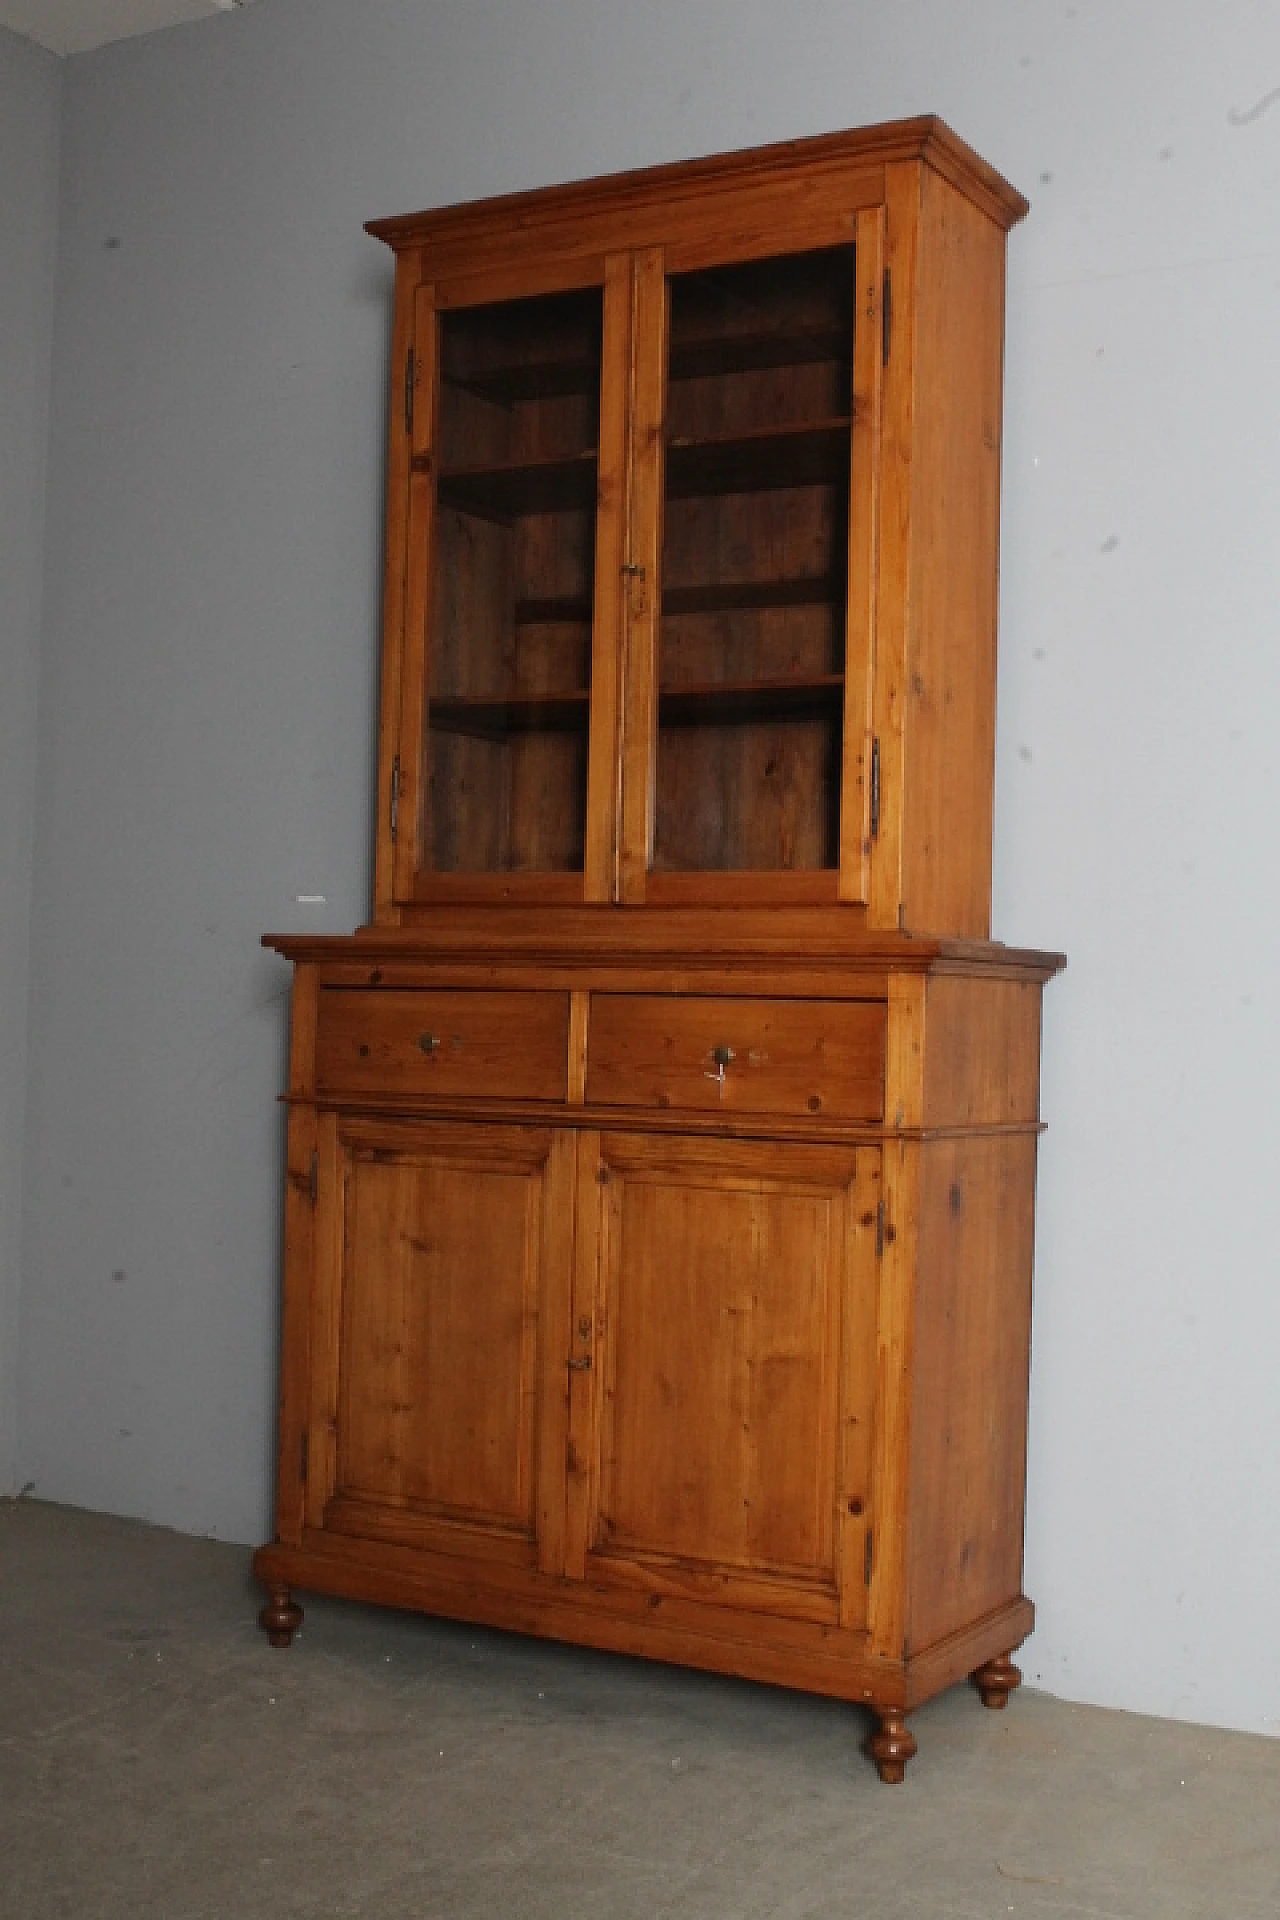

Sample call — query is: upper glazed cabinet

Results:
[370,118,1026,936]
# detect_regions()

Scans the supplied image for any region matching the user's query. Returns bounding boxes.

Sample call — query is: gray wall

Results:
[16,0,1280,1736]
[0,26,61,1494]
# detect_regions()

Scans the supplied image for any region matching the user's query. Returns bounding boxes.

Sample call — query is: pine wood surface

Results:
[313,986,569,1102]
[583,993,886,1120]
[905,1133,1038,1655]
[265,913,1064,976]
[259,120,1060,1784]
[252,1526,1033,1716]
[369,119,1027,926]
[365,117,1027,255]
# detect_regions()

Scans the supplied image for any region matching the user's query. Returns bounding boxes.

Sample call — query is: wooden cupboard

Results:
[254,117,1064,1783]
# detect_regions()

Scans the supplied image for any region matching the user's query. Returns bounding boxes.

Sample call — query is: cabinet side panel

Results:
[899,174,1009,938]
[905,1133,1037,1654]
[274,1102,317,1545]
[922,974,1044,1128]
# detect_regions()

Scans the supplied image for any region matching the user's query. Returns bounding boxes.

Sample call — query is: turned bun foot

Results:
[972,1652,1022,1710]
[259,1587,303,1648]
[868,1709,917,1784]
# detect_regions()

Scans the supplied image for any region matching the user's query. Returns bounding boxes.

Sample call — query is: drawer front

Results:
[315,990,569,1102]
[585,995,886,1120]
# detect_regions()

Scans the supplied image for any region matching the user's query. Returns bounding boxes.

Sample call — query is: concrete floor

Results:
[2,1500,1277,1919]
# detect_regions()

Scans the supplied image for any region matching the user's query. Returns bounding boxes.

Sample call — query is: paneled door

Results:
[304,1116,576,1577]
[566,1133,881,1629]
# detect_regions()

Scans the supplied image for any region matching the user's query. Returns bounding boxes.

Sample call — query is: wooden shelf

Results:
[440,324,845,408]
[658,673,844,727]
[444,358,601,407]
[665,419,850,500]
[430,674,840,739]
[429,689,590,742]
[433,421,847,524]
[433,451,598,523]
[663,575,843,618]
[668,326,848,382]
[511,578,843,628]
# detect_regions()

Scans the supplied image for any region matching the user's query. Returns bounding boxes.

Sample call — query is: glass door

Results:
[622,218,883,904]
[658,244,852,881]
[398,274,618,900]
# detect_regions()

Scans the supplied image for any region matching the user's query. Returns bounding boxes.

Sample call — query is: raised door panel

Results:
[308,1116,574,1575]
[570,1134,878,1628]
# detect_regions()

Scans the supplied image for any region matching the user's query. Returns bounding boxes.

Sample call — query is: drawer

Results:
[585,995,886,1120]
[314,989,569,1102]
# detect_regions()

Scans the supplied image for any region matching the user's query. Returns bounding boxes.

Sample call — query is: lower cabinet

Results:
[570,1133,879,1637]
[305,1117,575,1580]
[256,940,1060,1784]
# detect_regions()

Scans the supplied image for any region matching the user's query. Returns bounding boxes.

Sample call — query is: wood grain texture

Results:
[254,1530,1033,1714]
[584,254,633,901]
[285,962,319,1097]
[895,169,1010,938]
[885,971,928,1132]
[921,973,1044,1128]
[839,206,885,904]
[314,987,569,1102]
[566,990,590,1105]
[373,249,420,923]
[366,118,1027,259]
[272,1100,318,1547]
[563,1130,604,1582]
[584,993,886,1120]
[866,161,920,933]
[260,123,1059,1783]
[393,282,440,903]
[584,1132,864,1624]
[618,247,667,901]
[311,1118,572,1571]
[904,1132,1039,1655]
[837,1150,881,1631]
[266,912,1065,978]
[305,1110,344,1533]
[865,1137,917,1660]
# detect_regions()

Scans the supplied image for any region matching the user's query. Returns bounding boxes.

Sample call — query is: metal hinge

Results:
[389,754,400,844]
[308,1149,319,1207]
[876,1200,885,1258]
[864,1527,874,1586]
[882,268,892,367]
[404,348,415,437]
[869,737,881,840]
[300,1431,310,1486]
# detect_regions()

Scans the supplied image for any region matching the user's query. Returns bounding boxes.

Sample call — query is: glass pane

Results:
[425,287,602,875]
[653,247,854,874]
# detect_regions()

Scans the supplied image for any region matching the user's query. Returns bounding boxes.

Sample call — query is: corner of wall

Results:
[0,25,63,1495]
